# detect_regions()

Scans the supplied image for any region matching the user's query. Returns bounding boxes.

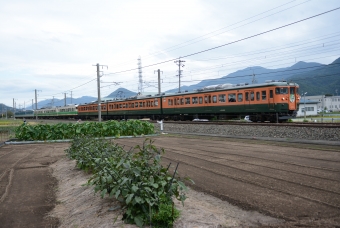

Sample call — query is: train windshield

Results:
[290,87,295,94]
[275,87,288,94]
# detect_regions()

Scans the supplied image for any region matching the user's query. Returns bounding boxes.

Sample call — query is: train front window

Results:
[275,87,288,94]
[290,87,295,94]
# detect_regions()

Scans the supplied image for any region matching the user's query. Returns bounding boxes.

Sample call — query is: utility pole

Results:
[70,91,73,104]
[154,69,163,95]
[174,58,185,93]
[13,98,15,120]
[35,89,38,120]
[138,56,143,94]
[64,93,67,106]
[93,63,108,122]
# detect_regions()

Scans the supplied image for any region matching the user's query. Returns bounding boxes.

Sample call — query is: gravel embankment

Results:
[155,123,340,141]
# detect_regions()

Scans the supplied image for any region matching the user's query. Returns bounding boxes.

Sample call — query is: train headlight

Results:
[282,98,285,100]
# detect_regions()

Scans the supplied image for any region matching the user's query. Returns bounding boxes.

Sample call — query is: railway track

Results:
[154,120,340,128]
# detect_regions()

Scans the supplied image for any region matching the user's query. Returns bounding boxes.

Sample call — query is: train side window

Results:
[143,102,145,107]
[168,99,172,106]
[212,95,217,103]
[256,92,260,101]
[238,93,243,102]
[204,96,208,103]
[262,91,266,100]
[192,97,198,104]
[199,97,203,104]
[135,102,138,108]
[228,93,236,102]
[180,98,184,105]
[131,103,134,108]
[270,90,273,98]
[245,92,249,101]
[218,94,226,102]
[155,100,158,106]
[151,101,154,107]
[139,102,143,107]
[185,97,190,104]
[250,92,254,101]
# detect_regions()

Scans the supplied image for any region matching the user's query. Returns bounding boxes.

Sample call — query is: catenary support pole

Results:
[96,63,101,122]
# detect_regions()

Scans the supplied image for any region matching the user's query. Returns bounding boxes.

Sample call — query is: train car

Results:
[161,80,299,122]
[35,104,78,119]
[78,96,162,120]
[77,80,299,122]
[14,110,35,119]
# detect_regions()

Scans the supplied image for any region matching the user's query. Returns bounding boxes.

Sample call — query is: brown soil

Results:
[0,135,339,227]
[0,143,67,227]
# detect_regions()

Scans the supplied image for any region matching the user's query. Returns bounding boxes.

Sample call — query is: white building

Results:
[297,99,318,117]
[304,95,340,112]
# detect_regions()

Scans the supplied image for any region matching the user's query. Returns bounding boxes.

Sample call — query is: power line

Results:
[108,7,340,75]
[109,0,309,68]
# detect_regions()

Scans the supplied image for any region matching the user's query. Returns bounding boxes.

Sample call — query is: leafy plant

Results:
[14,120,154,141]
[65,137,191,227]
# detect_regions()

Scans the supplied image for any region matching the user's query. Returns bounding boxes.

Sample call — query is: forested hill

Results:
[287,57,340,95]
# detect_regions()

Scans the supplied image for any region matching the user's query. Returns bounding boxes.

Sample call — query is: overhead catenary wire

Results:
[108,0,310,68]
[107,7,340,75]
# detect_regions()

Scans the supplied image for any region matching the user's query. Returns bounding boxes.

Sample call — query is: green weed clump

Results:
[14,120,154,141]
[65,137,190,227]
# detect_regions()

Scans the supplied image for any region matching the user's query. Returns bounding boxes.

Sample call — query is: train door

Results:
[204,94,211,106]
[268,89,274,109]
[244,90,255,111]
[289,87,297,110]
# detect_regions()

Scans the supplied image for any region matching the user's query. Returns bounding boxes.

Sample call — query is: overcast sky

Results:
[1,0,339,108]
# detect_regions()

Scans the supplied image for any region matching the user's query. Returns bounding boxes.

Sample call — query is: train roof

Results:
[161,80,299,97]
[78,80,299,105]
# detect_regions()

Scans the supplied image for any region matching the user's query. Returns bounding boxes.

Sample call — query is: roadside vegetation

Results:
[66,137,190,227]
[14,120,154,141]
[0,119,22,142]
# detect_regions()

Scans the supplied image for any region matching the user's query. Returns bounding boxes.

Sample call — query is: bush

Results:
[65,137,191,227]
[15,120,154,141]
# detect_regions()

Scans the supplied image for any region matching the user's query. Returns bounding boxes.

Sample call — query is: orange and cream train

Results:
[78,80,300,122]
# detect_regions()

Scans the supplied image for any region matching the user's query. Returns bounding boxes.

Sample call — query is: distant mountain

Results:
[106,88,138,99]
[287,57,340,95]
[105,59,338,96]
[25,96,97,109]
[0,103,13,113]
[165,61,325,93]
